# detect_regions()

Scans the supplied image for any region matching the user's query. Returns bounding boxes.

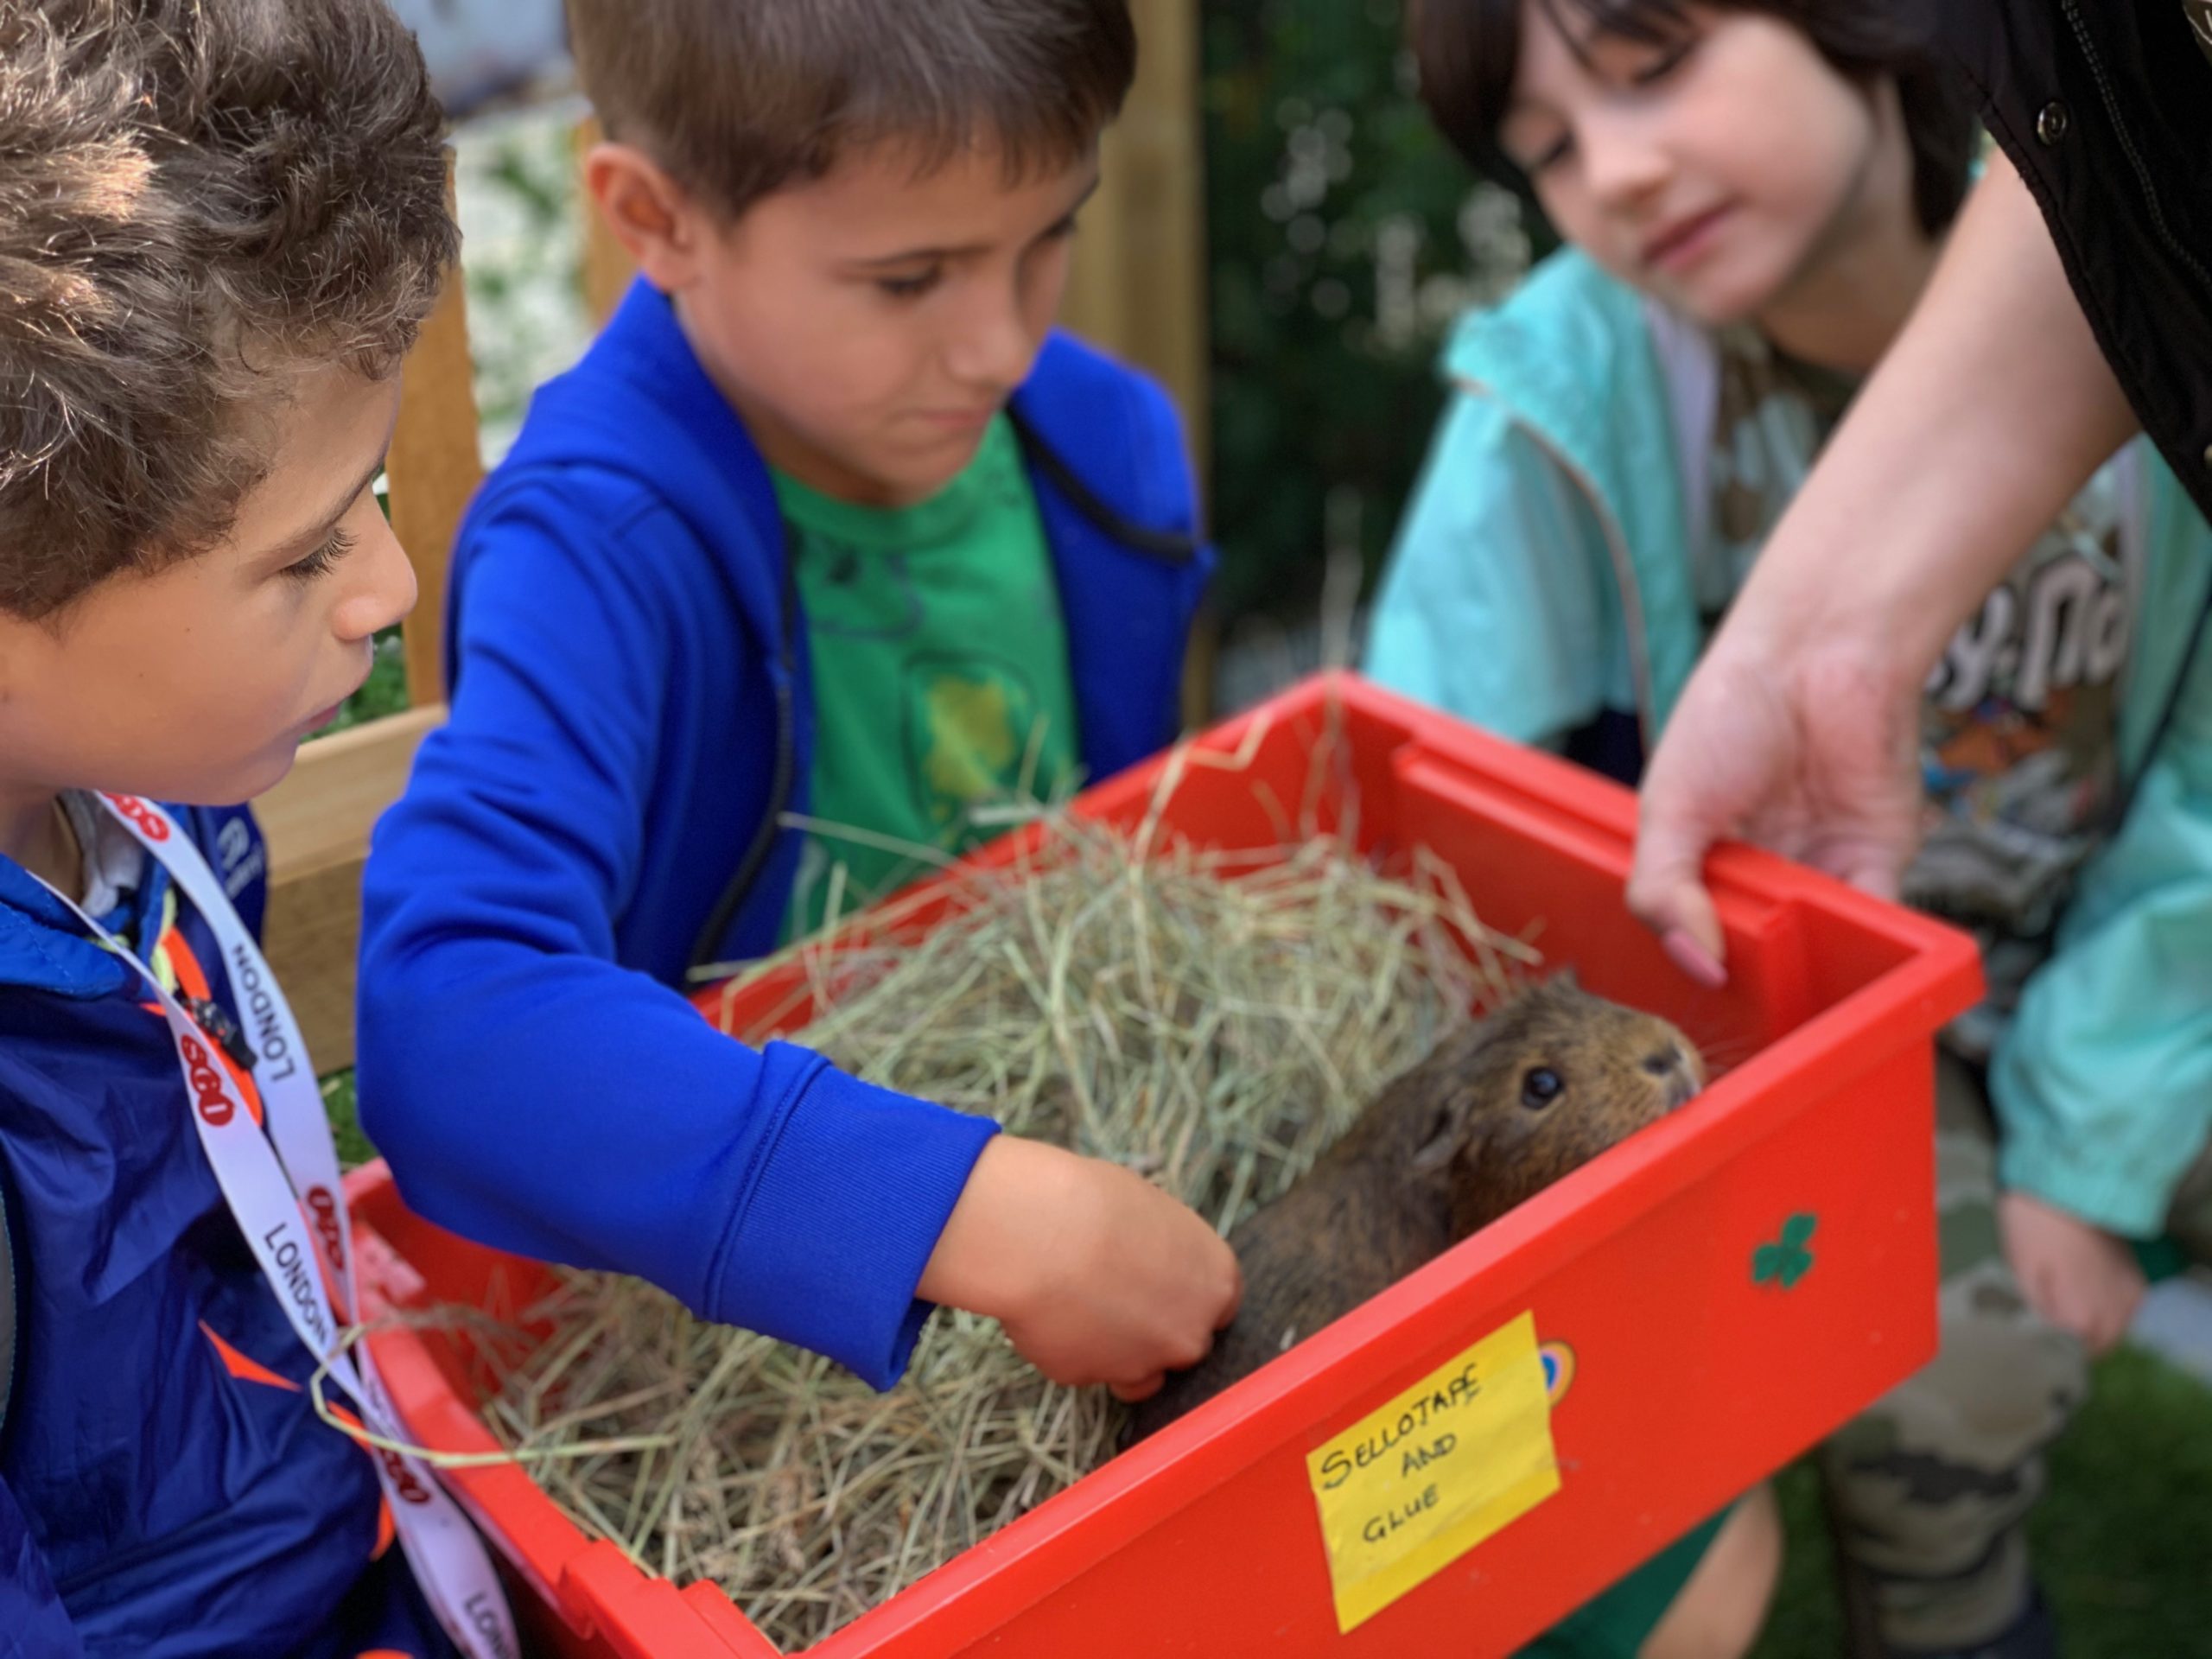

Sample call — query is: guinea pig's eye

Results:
[1520,1067,1565,1110]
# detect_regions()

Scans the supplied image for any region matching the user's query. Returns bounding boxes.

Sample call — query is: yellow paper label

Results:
[1306,1310,1560,1632]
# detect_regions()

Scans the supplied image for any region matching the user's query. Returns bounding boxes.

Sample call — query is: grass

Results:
[2018,1343,2212,1655]
[1749,1343,2212,1659]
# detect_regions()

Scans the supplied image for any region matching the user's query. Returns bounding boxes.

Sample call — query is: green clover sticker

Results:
[1752,1213,1818,1290]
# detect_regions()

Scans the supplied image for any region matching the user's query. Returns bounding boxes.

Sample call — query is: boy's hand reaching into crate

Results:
[918,1136,1243,1402]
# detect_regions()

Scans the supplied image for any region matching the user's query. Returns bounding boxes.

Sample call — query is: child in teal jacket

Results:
[1372,1,2212,1655]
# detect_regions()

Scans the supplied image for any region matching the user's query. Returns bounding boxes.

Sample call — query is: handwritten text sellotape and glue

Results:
[1305,1310,1560,1632]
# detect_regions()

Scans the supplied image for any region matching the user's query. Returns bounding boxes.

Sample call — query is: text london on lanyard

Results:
[43,795,518,1659]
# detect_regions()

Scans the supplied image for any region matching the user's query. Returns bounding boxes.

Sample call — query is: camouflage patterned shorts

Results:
[1821,1052,2211,1653]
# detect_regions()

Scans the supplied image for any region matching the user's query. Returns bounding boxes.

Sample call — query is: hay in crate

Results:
[482,804,1536,1649]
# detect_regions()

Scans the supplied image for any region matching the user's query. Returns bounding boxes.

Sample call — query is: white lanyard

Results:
[41,794,518,1659]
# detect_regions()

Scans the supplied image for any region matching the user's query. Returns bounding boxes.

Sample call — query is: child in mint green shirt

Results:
[1372,1,2212,1654]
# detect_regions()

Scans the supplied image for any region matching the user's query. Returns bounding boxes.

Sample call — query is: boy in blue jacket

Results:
[358,0,1240,1404]
[0,3,512,1652]
[1372,1,2212,1654]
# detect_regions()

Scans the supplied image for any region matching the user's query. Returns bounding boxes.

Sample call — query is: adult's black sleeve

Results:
[1936,0,2212,521]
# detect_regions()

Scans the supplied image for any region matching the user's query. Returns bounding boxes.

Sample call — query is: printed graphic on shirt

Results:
[1700,327,1855,623]
[1915,468,2135,1054]
[774,415,1081,940]
[2189,1,2212,67]
[907,656,1058,830]
[1708,329,2134,1057]
[801,540,928,641]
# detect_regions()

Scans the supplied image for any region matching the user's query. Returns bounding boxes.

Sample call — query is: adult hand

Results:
[1999,1190,2145,1357]
[1626,153,2136,980]
[1629,633,1922,986]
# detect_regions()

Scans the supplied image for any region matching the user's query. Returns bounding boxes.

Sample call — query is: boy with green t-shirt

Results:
[358,0,1241,1409]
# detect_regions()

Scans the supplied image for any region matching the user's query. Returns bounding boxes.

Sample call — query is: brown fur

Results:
[1129,976,1700,1439]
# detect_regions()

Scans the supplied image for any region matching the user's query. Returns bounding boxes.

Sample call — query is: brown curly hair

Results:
[565,0,1136,224]
[0,0,457,620]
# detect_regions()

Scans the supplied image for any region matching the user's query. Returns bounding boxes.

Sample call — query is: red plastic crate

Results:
[346,671,1980,1657]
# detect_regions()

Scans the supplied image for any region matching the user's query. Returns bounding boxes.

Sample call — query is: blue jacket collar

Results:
[0,854,146,1000]
[475,280,792,667]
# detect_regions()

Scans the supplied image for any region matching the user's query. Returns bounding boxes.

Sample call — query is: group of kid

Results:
[3,2,2201,1656]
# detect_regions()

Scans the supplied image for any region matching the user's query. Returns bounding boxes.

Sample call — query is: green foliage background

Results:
[1201,0,1553,625]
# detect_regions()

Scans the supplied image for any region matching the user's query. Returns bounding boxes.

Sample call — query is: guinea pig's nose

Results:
[1643,1044,1700,1110]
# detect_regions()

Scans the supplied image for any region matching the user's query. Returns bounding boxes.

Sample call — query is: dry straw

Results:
[476,731,1539,1649]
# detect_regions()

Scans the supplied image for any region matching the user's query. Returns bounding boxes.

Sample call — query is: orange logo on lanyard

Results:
[99,792,173,842]
[306,1185,347,1284]
[178,1033,235,1126]
[372,1440,435,1507]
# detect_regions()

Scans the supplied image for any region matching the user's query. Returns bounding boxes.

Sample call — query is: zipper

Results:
[182,993,257,1075]
[1006,405,1203,563]
[0,1174,15,1450]
[1455,377,1659,747]
[2107,502,2212,836]
[686,555,801,981]
[685,414,1196,980]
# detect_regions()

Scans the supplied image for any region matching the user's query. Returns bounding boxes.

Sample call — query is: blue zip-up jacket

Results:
[0,807,448,1657]
[1370,249,2212,1240]
[359,281,1211,1389]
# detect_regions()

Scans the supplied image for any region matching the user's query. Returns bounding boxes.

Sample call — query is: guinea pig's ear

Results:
[1552,965,1581,992]
[1411,1098,1475,1175]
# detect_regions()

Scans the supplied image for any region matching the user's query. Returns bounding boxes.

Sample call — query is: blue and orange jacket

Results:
[0,806,448,1658]
[359,281,1211,1390]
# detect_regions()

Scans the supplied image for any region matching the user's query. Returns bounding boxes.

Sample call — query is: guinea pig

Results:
[1128,975,1701,1440]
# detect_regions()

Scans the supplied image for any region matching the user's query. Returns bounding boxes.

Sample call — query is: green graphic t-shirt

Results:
[774,416,1081,940]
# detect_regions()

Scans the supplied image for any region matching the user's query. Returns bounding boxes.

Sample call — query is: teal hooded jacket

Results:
[1370,249,2212,1240]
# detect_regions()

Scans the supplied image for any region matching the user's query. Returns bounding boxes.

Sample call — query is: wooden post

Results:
[385,176,484,709]
[257,708,445,1071]
[1058,0,1210,475]
[1058,0,1215,727]
[263,160,480,1070]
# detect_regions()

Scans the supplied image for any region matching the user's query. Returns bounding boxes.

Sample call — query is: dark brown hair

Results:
[0,0,456,620]
[1413,0,1977,238]
[565,0,1137,221]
